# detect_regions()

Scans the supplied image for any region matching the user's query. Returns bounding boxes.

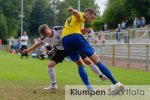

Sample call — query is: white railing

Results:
[94,27,150,43]
[92,43,150,71]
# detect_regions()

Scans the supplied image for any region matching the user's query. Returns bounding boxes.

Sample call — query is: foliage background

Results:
[0,0,149,43]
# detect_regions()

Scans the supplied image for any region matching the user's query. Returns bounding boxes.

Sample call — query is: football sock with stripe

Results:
[97,62,118,84]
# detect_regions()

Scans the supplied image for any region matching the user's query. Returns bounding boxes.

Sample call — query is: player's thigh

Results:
[89,53,101,64]
[79,38,95,57]
[79,39,101,64]
[65,49,80,62]
[62,39,80,61]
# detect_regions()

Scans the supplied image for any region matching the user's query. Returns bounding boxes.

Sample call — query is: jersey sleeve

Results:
[40,36,46,44]
[57,30,62,37]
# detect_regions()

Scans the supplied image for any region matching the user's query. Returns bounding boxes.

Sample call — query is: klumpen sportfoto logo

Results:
[65,85,150,100]
[69,88,145,97]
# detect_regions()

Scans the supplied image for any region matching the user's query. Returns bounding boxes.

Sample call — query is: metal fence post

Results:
[145,45,149,71]
[125,31,129,43]
[100,44,103,61]
[127,44,131,69]
[112,45,115,67]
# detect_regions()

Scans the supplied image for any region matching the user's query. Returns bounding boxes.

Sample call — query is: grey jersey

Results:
[41,26,64,50]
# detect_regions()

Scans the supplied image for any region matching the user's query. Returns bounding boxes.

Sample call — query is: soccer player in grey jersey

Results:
[23,24,107,90]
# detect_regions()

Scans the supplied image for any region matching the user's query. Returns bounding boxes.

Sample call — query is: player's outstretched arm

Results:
[67,7,80,19]
[23,42,41,53]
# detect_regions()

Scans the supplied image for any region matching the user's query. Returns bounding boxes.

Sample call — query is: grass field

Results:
[0,51,150,100]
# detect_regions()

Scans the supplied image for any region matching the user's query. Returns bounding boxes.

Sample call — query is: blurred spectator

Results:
[133,17,137,28]
[125,20,128,29]
[104,23,108,31]
[97,33,105,44]
[87,27,95,44]
[20,32,28,58]
[115,24,122,42]
[38,45,47,60]
[136,18,141,28]
[33,38,42,57]
[8,37,15,52]
[13,40,20,53]
[93,35,98,44]
[141,17,146,27]
[121,20,126,29]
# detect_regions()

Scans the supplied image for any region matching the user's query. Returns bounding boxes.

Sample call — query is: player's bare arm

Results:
[67,7,80,19]
[23,42,41,53]
[81,28,89,35]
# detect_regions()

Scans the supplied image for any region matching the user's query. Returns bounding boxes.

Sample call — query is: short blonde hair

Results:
[84,8,96,16]
[38,24,49,34]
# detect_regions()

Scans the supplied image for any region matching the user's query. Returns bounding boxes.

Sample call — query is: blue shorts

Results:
[62,34,94,61]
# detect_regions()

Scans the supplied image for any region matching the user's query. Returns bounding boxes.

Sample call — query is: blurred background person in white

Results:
[20,32,28,58]
[104,23,108,32]
[87,27,95,44]
[121,20,126,29]
[133,17,137,28]
[8,37,15,52]
[115,24,122,42]
[13,39,20,53]
[38,44,48,60]
[141,17,146,27]
[96,31,105,44]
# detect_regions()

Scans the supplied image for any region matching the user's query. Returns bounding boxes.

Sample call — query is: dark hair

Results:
[84,8,96,16]
[38,24,49,34]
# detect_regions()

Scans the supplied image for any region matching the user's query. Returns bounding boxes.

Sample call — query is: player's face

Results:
[43,28,52,38]
[85,12,95,23]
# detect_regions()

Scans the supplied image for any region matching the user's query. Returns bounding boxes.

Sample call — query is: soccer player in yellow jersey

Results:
[62,7,124,91]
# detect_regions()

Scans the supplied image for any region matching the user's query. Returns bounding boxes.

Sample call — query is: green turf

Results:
[0,51,150,100]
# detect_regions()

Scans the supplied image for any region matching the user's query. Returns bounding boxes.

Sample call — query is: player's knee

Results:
[83,57,92,65]
[48,61,56,68]
[89,53,101,64]
[76,60,84,66]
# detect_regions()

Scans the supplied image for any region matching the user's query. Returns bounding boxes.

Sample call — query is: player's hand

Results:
[81,28,89,35]
[67,7,74,13]
[23,49,29,54]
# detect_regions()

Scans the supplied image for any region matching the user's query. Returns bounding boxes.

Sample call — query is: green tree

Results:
[1,0,20,37]
[102,0,150,28]
[0,13,8,41]
[0,0,32,40]
[29,0,100,36]
[29,0,52,37]
[91,17,104,31]
[0,0,100,40]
